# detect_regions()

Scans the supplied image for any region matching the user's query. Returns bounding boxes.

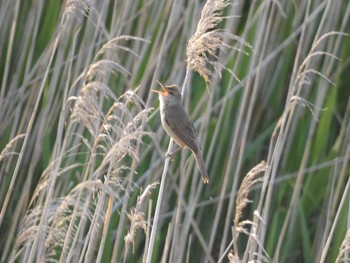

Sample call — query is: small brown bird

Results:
[152,81,209,184]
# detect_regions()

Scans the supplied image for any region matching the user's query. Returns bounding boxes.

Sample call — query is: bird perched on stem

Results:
[152,81,209,184]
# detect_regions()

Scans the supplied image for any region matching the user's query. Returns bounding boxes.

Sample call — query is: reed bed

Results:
[0,0,349,262]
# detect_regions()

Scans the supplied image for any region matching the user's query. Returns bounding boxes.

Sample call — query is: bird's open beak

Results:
[151,80,168,95]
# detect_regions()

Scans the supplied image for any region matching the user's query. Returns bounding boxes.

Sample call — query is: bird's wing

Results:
[164,104,199,152]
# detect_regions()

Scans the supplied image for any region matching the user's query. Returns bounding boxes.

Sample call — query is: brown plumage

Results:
[152,81,209,184]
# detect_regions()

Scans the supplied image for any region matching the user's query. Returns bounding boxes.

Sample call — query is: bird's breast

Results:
[158,97,186,147]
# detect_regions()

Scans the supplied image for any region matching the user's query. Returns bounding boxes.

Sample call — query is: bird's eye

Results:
[166,87,174,95]
[167,86,179,95]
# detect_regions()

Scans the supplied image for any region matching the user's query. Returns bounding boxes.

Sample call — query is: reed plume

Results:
[186,0,251,85]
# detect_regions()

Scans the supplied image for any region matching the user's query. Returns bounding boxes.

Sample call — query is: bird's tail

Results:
[194,151,209,184]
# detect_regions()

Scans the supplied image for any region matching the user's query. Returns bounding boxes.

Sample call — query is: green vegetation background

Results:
[0,1,349,262]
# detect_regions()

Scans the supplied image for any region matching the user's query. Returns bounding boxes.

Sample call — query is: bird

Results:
[152,81,209,184]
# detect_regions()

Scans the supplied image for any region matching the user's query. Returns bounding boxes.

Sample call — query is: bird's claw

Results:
[165,152,174,159]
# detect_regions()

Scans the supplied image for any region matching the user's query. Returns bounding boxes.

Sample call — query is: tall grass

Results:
[0,0,349,262]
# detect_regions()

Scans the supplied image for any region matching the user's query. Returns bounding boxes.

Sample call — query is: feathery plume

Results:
[0,134,25,162]
[186,0,251,86]
[71,82,116,137]
[124,183,159,257]
[64,0,93,20]
[234,161,267,233]
[336,227,350,263]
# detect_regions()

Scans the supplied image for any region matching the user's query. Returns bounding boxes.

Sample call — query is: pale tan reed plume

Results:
[64,0,93,20]
[124,182,159,258]
[186,0,251,86]
[93,91,154,178]
[0,134,25,162]
[336,227,350,263]
[71,81,117,137]
[228,161,268,262]
[234,161,267,233]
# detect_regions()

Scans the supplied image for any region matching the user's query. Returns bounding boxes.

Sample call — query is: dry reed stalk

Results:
[11,21,152,259]
[272,30,349,262]
[60,30,149,260]
[10,1,98,259]
[3,17,67,263]
[0,0,20,117]
[144,0,184,261]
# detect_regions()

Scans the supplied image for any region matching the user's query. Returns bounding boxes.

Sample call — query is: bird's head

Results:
[152,81,181,101]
